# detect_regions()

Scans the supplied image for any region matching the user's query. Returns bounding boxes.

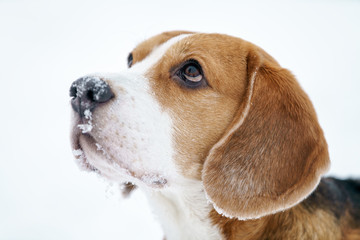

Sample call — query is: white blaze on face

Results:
[79,34,192,188]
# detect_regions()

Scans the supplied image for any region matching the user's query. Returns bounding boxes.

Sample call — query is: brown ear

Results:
[202,50,330,220]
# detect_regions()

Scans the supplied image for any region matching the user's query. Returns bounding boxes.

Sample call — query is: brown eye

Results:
[178,60,205,88]
[183,64,202,82]
[173,59,207,89]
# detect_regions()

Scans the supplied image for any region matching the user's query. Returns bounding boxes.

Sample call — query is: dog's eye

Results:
[183,64,202,82]
[177,60,205,88]
[127,53,133,68]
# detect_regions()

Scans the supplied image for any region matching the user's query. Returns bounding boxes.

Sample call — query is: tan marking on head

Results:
[146,33,264,179]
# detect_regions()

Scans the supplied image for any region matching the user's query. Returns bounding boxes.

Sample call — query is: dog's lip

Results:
[70,127,99,172]
[70,124,168,188]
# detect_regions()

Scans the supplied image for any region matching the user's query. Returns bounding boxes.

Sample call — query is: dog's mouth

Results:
[70,115,168,188]
[71,132,98,173]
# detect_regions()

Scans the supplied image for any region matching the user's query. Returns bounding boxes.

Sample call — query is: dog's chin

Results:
[70,126,168,189]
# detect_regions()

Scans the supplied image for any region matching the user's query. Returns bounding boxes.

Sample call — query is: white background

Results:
[0,0,359,239]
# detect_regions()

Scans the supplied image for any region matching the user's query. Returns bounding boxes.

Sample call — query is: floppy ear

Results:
[202,49,330,220]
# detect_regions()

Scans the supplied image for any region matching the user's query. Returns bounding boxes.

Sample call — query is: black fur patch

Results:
[303,177,360,226]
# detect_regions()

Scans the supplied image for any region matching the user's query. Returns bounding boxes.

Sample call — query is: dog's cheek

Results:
[166,93,240,180]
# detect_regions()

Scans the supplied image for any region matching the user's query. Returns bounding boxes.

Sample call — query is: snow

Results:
[74,76,108,101]
[95,143,112,160]
[72,149,83,157]
[72,148,90,171]
[77,109,93,133]
[92,77,109,101]
[77,123,93,133]
[0,0,359,240]
[140,174,167,187]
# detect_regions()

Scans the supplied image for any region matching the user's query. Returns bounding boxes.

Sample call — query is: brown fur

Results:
[129,31,359,239]
[203,50,330,219]
[210,177,360,239]
[147,33,258,179]
[210,204,341,240]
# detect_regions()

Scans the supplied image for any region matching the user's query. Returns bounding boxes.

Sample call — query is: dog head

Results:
[70,31,330,219]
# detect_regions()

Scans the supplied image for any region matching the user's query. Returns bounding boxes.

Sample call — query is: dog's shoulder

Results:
[301,177,360,238]
[260,177,360,240]
[304,177,360,218]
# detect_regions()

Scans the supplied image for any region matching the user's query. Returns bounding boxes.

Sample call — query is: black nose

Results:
[70,76,114,117]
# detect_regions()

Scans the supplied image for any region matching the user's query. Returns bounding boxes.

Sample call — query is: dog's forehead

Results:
[130,32,279,102]
[131,31,193,65]
[135,32,252,98]
[132,32,249,64]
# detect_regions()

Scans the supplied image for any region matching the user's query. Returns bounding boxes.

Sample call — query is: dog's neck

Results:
[143,179,342,240]
[144,179,223,240]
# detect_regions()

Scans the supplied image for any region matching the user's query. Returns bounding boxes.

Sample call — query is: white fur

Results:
[83,71,175,187]
[73,33,223,239]
[130,34,192,74]
[145,180,223,240]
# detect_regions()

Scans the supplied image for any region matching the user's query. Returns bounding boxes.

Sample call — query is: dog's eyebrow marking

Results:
[130,34,193,74]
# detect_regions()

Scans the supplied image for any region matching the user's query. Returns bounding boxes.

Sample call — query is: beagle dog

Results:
[70,31,360,240]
